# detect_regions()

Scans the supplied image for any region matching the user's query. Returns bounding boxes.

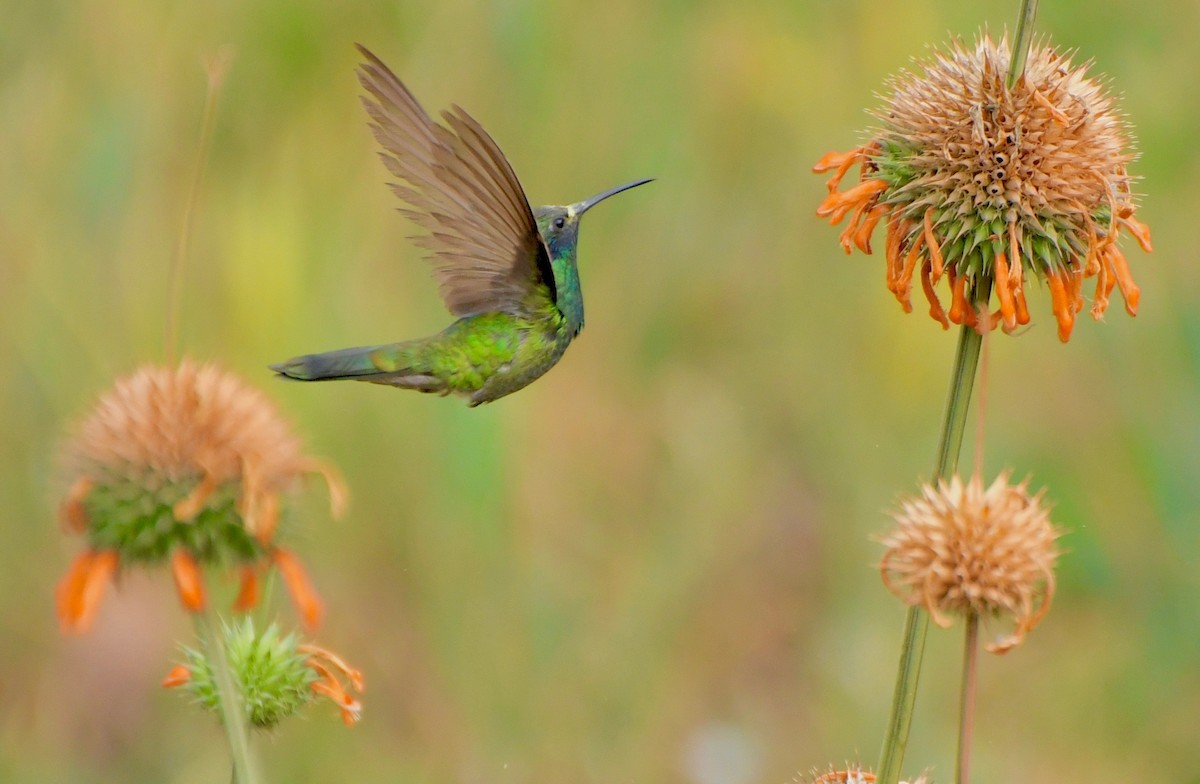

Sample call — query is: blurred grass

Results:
[2,1,1199,782]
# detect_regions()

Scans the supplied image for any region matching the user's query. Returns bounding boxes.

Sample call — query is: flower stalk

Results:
[1007,0,1039,89]
[956,612,980,784]
[876,285,987,784]
[195,608,261,784]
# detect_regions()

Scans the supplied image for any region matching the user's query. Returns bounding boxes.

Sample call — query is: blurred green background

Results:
[2,1,1197,782]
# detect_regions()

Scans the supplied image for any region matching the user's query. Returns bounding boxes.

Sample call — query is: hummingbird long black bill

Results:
[573,178,654,215]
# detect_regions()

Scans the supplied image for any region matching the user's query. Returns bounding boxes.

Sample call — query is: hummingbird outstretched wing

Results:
[355,45,556,318]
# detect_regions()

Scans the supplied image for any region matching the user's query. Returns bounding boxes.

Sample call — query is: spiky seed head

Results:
[879,472,1062,653]
[163,618,364,728]
[801,765,929,784]
[815,34,1152,341]
[55,360,345,632]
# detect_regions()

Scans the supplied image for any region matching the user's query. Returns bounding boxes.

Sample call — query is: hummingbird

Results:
[271,45,651,406]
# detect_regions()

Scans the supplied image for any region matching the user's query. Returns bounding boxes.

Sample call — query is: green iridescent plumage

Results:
[271,45,650,405]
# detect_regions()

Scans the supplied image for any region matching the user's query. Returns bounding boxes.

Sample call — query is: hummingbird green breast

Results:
[270,45,651,406]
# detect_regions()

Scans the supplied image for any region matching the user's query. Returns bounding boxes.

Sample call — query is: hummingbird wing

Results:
[355,45,556,318]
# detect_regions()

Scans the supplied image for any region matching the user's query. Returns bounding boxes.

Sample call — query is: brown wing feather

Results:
[355,44,552,317]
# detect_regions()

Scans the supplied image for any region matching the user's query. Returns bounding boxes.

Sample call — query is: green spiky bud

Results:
[164,618,363,729]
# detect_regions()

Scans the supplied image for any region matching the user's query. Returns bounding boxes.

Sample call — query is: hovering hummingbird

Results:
[271,45,651,405]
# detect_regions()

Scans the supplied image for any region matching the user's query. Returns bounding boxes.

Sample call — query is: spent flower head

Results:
[879,471,1061,653]
[814,34,1151,340]
[802,765,929,784]
[55,360,346,632]
[163,618,364,728]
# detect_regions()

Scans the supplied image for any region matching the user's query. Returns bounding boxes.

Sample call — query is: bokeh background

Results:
[2,1,1197,782]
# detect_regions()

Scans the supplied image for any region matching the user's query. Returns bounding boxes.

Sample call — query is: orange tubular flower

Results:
[813,34,1151,342]
[308,681,361,726]
[302,644,366,726]
[273,548,325,631]
[233,566,261,613]
[170,550,207,613]
[55,549,120,633]
[162,664,192,688]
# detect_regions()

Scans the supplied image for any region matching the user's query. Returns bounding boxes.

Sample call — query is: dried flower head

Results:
[163,618,364,728]
[55,360,346,632]
[801,765,929,784]
[879,472,1061,653]
[814,34,1151,341]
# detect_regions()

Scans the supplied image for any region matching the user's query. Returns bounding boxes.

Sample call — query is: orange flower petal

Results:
[301,458,349,520]
[1007,223,1024,291]
[56,549,118,633]
[1120,215,1153,253]
[816,179,887,221]
[1014,285,1031,325]
[884,217,903,292]
[920,259,949,329]
[853,204,887,254]
[1091,256,1111,319]
[300,644,365,692]
[311,680,362,726]
[811,148,865,194]
[252,491,280,546]
[1104,245,1140,316]
[162,664,192,688]
[811,148,859,175]
[1046,271,1075,342]
[923,208,945,281]
[80,550,119,621]
[55,551,93,630]
[233,566,260,612]
[893,228,924,312]
[993,250,1018,332]
[947,268,969,326]
[838,200,871,255]
[1070,266,1085,314]
[173,473,216,522]
[170,549,207,613]
[59,477,93,534]
[273,548,324,630]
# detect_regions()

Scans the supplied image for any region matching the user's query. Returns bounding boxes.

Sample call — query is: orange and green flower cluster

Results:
[814,34,1151,341]
[163,619,364,728]
[55,360,345,632]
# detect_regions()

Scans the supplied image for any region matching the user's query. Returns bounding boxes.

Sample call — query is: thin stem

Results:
[956,612,980,784]
[875,607,929,784]
[1007,0,1039,89]
[934,282,991,483]
[973,323,991,479]
[876,281,991,784]
[165,50,232,364]
[194,609,262,784]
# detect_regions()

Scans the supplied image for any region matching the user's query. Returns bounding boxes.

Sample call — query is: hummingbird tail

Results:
[270,345,387,382]
[271,343,449,394]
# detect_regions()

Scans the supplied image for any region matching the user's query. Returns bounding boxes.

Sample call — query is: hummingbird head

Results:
[534,178,653,256]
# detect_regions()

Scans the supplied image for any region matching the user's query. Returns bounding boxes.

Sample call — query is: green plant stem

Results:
[1007,0,1039,89]
[876,282,991,784]
[956,612,980,784]
[195,609,261,784]
[875,606,929,784]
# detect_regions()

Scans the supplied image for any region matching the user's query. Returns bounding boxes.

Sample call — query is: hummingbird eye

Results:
[553,216,566,230]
